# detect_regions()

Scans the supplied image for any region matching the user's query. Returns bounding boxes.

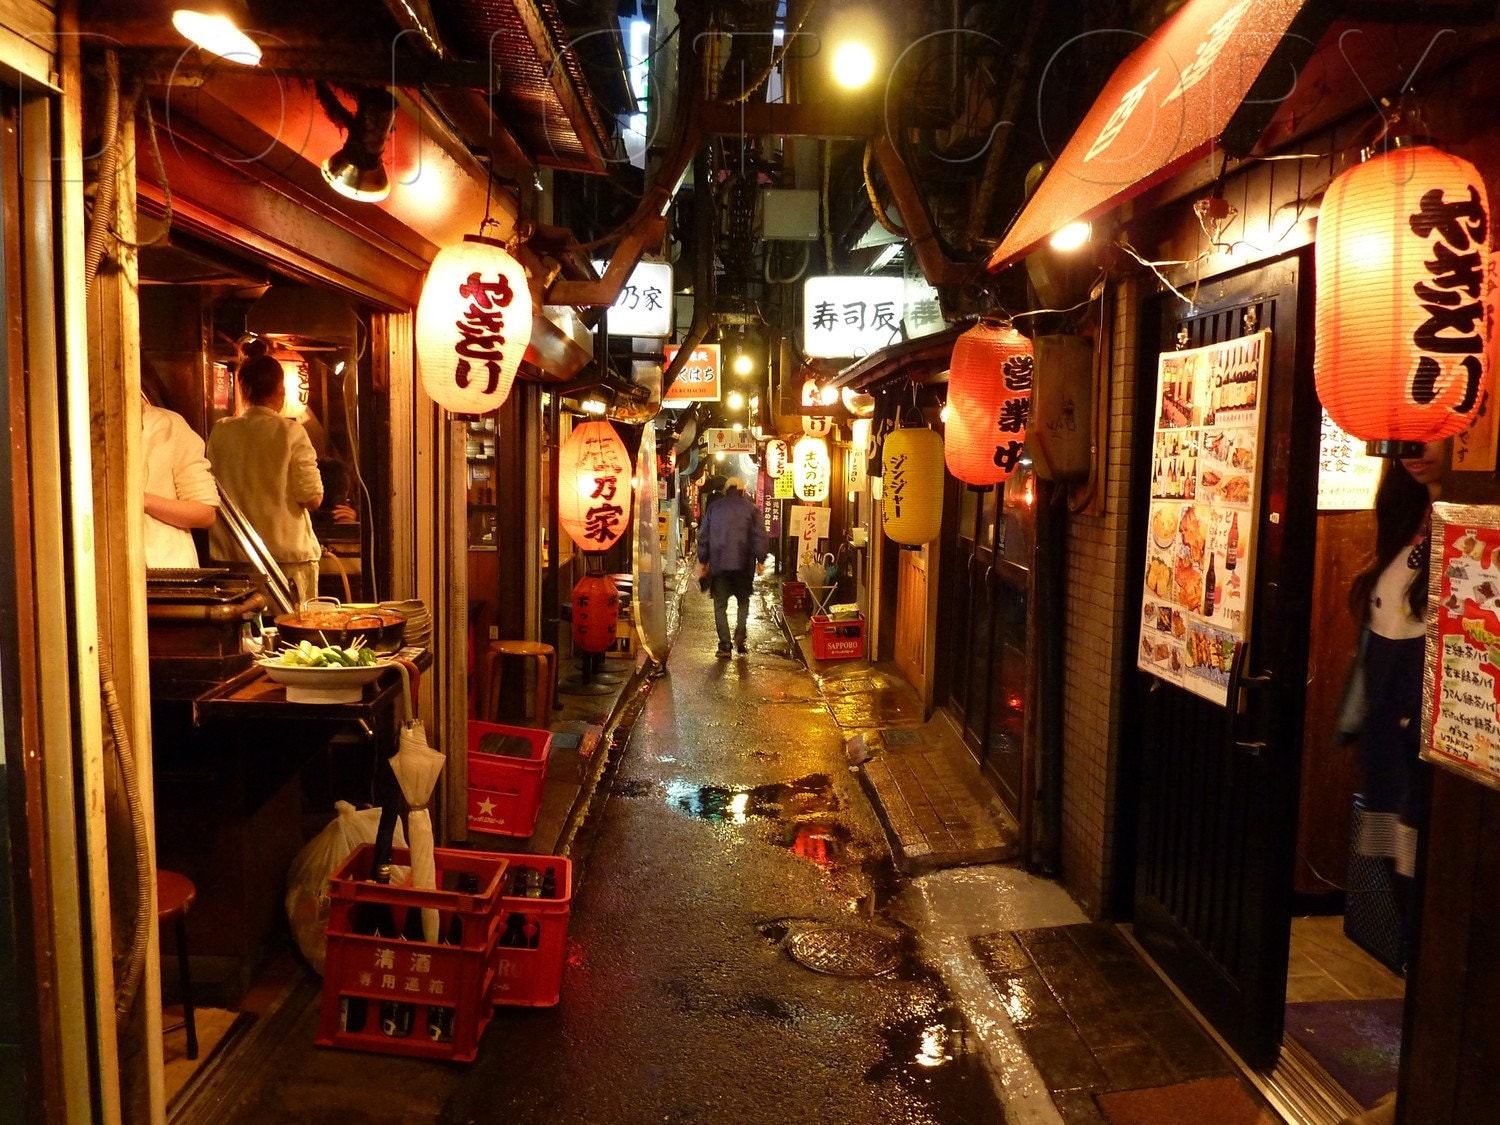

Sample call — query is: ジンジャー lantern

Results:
[559,420,634,551]
[945,323,1035,486]
[416,235,534,416]
[1314,140,1494,455]
[882,426,944,545]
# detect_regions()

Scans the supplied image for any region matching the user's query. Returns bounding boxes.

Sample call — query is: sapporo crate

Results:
[489,854,573,1008]
[466,721,553,838]
[317,845,507,1063]
[811,612,865,660]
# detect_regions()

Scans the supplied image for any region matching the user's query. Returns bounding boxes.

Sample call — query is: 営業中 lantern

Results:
[764,438,789,479]
[945,323,1035,485]
[1314,141,1494,455]
[882,426,944,545]
[559,420,634,551]
[571,573,620,653]
[416,235,534,415]
[792,435,830,502]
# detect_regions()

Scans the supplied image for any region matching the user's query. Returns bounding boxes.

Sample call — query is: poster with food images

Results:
[1139,331,1271,706]
[1423,507,1500,791]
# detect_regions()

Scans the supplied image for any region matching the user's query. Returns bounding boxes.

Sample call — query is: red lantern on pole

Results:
[571,574,620,653]
[1314,138,1494,456]
[558,420,634,552]
[945,323,1035,486]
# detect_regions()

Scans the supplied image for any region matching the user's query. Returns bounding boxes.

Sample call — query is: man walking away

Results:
[697,476,768,657]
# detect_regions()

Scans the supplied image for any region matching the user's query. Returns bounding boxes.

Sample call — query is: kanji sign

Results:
[595,259,673,338]
[558,420,634,552]
[802,276,905,359]
[663,344,721,405]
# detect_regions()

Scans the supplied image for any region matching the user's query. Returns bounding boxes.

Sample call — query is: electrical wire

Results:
[1114,239,1206,312]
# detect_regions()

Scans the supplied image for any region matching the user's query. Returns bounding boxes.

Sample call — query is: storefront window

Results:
[998,459,1036,566]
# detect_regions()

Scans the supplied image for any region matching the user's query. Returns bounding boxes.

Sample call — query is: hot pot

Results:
[273,599,406,652]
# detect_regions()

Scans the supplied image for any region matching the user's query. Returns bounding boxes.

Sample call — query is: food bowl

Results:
[274,598,406,652]
[258,659,391,703]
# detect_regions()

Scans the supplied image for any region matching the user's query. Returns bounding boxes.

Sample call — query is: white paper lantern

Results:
[792,435,830,502]
[764,438,789,478]
[416,235,534,415]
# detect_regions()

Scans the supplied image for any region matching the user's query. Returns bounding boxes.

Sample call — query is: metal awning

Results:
[986,0,1334,273]
[829,325,967,394]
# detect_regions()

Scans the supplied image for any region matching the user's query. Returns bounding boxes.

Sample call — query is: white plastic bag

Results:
[285,800,406,974]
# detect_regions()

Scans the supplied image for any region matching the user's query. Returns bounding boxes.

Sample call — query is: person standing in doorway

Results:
[207,353,324,605]
[143,397,219,569]
[697,476,767,658]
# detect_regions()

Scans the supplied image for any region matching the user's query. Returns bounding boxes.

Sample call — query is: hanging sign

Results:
[1317,410,1382,511]
[663,344,721,405]
[773,471,795,498]
[790,504,831,574]
[595,259,673,338]
[1425,504,1500,792]
[1138,331,1271,706]
[802,276,905,359]
[705,427,754,454]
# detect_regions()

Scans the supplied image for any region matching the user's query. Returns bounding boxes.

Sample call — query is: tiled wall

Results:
[1059,279,1142,918]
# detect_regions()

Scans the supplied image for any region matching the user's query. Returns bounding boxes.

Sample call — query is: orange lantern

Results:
[571,574,619,653]
[279,358,310,420]
[882,426,944,545]
[416,235,534,416]
[792,435,830,502]
[802,376,835,437]
[945,323,1034,486]
[559,420,634,551]
[764,438,789,479]
[1314,140,1494,455]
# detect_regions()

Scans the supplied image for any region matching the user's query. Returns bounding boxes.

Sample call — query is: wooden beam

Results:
[509,0,612,173]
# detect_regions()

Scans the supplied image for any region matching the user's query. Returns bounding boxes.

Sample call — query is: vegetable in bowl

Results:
[270,640,379,668]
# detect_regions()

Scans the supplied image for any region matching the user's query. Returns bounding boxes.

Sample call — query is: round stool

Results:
[157,870,199,1060]
[485,640,558,725]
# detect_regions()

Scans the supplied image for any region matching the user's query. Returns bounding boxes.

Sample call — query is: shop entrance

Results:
[1125,251,1322,1069]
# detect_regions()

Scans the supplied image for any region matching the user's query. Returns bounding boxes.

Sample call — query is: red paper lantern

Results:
[945,324,1035,485]
[1314,142,1494,455]
[571,574,619,653]
[558,420,634,551]
[416,235,534,415]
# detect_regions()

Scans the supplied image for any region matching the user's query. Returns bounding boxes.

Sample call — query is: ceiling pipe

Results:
[868,135,978,290]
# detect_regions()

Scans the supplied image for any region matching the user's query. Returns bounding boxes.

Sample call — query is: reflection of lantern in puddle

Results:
[789,824,837,868]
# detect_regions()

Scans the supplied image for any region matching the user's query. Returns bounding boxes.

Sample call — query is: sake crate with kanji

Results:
[489,854,574,1008]
[317,846,508,1062]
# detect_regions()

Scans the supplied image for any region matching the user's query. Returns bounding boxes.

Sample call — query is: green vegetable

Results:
[274,642,377,669]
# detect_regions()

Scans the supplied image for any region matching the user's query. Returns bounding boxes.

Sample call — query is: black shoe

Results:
[735,639,748,655]
[716,643,732,659]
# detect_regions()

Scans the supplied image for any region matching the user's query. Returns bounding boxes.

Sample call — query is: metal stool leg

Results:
[175,914,198,1060]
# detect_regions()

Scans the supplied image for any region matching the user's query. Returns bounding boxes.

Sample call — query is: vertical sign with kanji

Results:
[1316,410,1382,510]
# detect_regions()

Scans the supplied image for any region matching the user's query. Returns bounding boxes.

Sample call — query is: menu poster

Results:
[1423,505,1500,791]
[1138,330,1271,706]
[1317,410,1382,511]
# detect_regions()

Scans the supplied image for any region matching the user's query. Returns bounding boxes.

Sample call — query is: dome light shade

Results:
[792,435,830,502]
[1314,142,1494,455]
[559,421,634,551]
[321,149,390,202]
[416,235,534,415]
[882,427,944,545]
[945,323,1035,486]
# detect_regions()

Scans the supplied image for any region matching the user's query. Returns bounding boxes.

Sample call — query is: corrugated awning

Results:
[986,0,1329,273]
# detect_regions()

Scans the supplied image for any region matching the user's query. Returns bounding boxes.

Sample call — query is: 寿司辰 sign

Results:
[802,276,905,359]
[663,344,721,405]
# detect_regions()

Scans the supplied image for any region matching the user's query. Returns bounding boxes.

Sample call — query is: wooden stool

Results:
[485,640,557,726]
[157,870,199,1060]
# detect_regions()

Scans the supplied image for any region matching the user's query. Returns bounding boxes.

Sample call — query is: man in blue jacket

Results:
[697,476,768,657]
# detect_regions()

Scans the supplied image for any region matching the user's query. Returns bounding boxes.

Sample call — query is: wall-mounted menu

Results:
[1138,331,1271,706]
[1424,505,1500,791]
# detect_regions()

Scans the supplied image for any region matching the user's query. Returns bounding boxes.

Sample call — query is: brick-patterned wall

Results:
[1059,279,1142,918]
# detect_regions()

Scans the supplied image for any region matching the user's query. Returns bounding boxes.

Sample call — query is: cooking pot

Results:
[274,598,406,652]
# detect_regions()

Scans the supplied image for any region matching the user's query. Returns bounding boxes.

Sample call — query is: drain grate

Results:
[881,728,924,749]
[786,923,902,978]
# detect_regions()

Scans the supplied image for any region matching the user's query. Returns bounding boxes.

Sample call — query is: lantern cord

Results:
[1114,239,1203,312]
[1009,289,1101,323]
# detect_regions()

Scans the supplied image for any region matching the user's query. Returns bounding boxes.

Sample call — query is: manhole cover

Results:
[786,924,902,978]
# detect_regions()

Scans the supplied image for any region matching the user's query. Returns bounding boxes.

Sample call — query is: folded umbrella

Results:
[391,659,446,941]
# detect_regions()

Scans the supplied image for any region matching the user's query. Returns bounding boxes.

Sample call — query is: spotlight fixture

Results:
[732,353,753,376]
[316,84,397,203]
[172,1,260,65]
[726,390,746,411]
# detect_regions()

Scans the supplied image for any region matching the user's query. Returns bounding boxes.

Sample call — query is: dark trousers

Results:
[711,570,753,646]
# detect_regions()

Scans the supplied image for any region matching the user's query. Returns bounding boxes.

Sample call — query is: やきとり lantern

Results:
[559,420,634,552]
[1314,137,1494,455]
[792,435,831,502]
[416,235,534,415]
[764,438,789,479]
[571,574,620,654]
[882,426,944,546]
[945,323,1035,486]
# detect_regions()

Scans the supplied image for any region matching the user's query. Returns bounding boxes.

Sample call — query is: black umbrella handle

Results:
[371,751,405,875]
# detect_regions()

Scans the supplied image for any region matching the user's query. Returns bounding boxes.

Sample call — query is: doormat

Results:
[1284,999,1403,1109]
[1097,1076,1278,1125]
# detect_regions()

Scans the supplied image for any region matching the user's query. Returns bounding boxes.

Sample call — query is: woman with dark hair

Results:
[1346,443,1443,968]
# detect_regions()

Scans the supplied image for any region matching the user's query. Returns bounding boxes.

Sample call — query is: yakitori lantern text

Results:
[1314,142,1494,455]
[416,235,534,415]
[946,323,1035,486]
[559,421,633,552]
[882,427,944,545]
[764,438,789,479]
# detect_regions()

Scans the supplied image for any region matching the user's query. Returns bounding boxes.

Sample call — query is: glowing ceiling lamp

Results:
[172,1,260,65]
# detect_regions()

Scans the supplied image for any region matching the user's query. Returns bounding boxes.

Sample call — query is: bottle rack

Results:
[489,853,574,1008]
[317,845,508,1062]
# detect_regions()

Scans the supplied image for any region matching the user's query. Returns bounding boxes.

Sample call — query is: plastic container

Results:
[811,612,865,660]
[489,854,573,1008]
[317,845,508,1062]
[466,721,553,837]
[781,580,807,614]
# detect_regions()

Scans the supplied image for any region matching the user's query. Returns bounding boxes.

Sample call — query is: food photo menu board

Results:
[1424,505,1500,791]
[1138,331,1271,706]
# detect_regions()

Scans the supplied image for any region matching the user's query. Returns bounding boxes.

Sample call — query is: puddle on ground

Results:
[867,1002,1002,1123]
[664,774,841,824]
[610,777,658,799]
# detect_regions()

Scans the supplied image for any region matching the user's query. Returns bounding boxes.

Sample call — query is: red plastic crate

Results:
[488,854,573,1008]
[811,613,865,660]
[317,845,507,1063]
[781,581,807,614]
[467,721,553,837]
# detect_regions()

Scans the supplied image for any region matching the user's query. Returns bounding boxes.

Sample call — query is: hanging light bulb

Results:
[172,1,260,65]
